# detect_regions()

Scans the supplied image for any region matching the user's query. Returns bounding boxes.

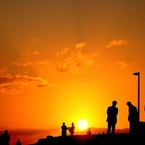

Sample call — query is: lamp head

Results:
[133,72,140,75]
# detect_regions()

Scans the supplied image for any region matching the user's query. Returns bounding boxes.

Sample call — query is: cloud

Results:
[13,59,50,67]
[56,47,69,56]
[75,42,86,50]
[23,51,41,57]
[56,42,97,74]
[116,61,129,70]
[106,39,128,48]
[37,59,50,65]
[13,51,41,66]
[13,61,33,66]
[0,75,48,94]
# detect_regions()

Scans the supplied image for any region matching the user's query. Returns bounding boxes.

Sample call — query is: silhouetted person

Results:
[16,139,22,145]
[87,128,92,135]
[1,130,10,145]
[127,101,139,135]
[69,123,75,136]
[61,122,68,137]
[106,100,118,134]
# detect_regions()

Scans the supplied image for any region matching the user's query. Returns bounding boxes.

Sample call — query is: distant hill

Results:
[74,127,129,135]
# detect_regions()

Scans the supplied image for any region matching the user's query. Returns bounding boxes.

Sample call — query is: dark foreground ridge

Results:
[32,133,145,145]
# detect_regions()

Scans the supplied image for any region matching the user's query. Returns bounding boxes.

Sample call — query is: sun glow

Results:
[77,119,88,130]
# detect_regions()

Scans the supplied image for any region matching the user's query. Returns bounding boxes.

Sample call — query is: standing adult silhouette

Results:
[69,123,75,136]
[127,101,139,135]
[106,100,118,134]
[61,122,68,137]
[1,130,10,145]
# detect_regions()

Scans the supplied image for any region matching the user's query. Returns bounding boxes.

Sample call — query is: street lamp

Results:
[133,72,140,122]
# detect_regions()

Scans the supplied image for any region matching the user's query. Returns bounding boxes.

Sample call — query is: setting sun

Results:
[77,119,88,130]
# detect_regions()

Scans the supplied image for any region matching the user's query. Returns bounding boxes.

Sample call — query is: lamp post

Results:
[133,72,140,122]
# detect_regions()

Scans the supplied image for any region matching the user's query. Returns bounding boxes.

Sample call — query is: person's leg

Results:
[107,122,111,134]
[130,122,133,135]
[112,123,116,134]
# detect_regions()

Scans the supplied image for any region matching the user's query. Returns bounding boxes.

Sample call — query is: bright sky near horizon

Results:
[0,0,145,134]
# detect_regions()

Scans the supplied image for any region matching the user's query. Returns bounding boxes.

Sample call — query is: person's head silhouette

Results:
[112,100,117,106]
[4,130,8,134]
[127,101,132,106]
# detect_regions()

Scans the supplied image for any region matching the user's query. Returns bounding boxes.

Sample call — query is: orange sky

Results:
[0,0,145,136]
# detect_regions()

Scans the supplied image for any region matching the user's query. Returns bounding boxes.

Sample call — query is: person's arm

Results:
[107,107,109,115]
[116,108,118,115]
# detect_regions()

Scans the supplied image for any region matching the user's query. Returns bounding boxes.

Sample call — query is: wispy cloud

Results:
[116,60,129,70]
[13,59,51,67]
[75,42,86,50]
[23,51,41,57]
[106,39,128,48]
[0,75,48,94]
[13,61,33,66]
[13,51,41,66]
[37,59,50,65]
[56,42,97,74]
[56,47,69,56]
